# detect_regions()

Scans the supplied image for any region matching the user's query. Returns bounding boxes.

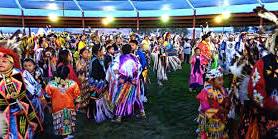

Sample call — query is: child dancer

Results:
[23,58,46,123]
[76,48,91,111]
[189,47,205,92]
[104,45,115,70]
[196,68,230,139]
[23,58,46,87]
[45,65,80,139]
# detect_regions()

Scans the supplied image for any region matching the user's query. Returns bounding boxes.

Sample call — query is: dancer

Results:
[75,48,91,111]
[22,58,46,123]
[23,58,46,88]
[189,47,205,92]
[196,68,230,139]
[243,6,278,138]
[88,44,112,123]
[0,44,43,138]
[235,32,247,55]
[112,35,122,54]
[111,44,144,123]
[45,65,80,139]
[38,47,57,83]
[130,40,148,105]
[104,44,115,70]
[197,32,212,66]
[152,36,168,86]
[225,36,236,70]
[141,36,151,53]
[164,32,182,71]
[141,36,152,67]
[57,49,81,87]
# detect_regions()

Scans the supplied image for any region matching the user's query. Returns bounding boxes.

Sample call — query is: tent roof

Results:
[0,0,278,17]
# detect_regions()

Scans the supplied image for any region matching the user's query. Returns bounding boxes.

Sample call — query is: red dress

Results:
[247,54,278,138]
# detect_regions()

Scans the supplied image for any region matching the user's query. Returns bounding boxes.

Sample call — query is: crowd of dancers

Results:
[192,7,278,139]
[0,25,185,138]
[0,6,277,139]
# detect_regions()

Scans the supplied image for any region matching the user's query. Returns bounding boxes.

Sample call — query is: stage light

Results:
[161,14,170,23]
[222,10,231,19]
[214,15,222,23]
[102,16,115,25]
[162,4,171,11]
[102,18,109,25]
[47,3,58,10]
[103,6,115,11]
[48,13,59,22]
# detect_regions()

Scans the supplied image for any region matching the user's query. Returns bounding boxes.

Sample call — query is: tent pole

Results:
[82,11,85,32]
[21,10,25,34]
[256,0,264,29]
[192,9,196,40]
[137,11,139,33]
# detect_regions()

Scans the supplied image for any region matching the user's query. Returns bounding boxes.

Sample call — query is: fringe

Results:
[197,114,227,139]
[31,97,44,123]
[168,56,182,71]
[94,97,113,123]
[114,83,137,116]
[0,112,8,137]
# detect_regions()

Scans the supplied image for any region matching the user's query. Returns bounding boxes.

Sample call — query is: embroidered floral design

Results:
[51,77,74,93]
[253,90,264,107]
[252,68,261,87]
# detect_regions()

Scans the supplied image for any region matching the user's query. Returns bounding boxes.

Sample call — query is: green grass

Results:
[39,64,199,139]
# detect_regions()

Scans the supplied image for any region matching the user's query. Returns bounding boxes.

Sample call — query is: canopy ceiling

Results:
[0,0,278,17]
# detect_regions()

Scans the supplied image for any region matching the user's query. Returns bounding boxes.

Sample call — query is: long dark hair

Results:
[23,58,38,72]
[157,36,163,45]
[91,44,102,56]
[57,49,70,65]
[56,65,70,80]
[122,44,131,54]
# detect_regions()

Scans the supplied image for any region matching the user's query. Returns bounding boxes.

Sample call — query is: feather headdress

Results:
[0,29,23,68]
[254,6,278,55]
[254,6,278,25]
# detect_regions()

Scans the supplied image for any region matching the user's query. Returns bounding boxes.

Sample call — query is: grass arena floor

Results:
[39,63,201,139]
